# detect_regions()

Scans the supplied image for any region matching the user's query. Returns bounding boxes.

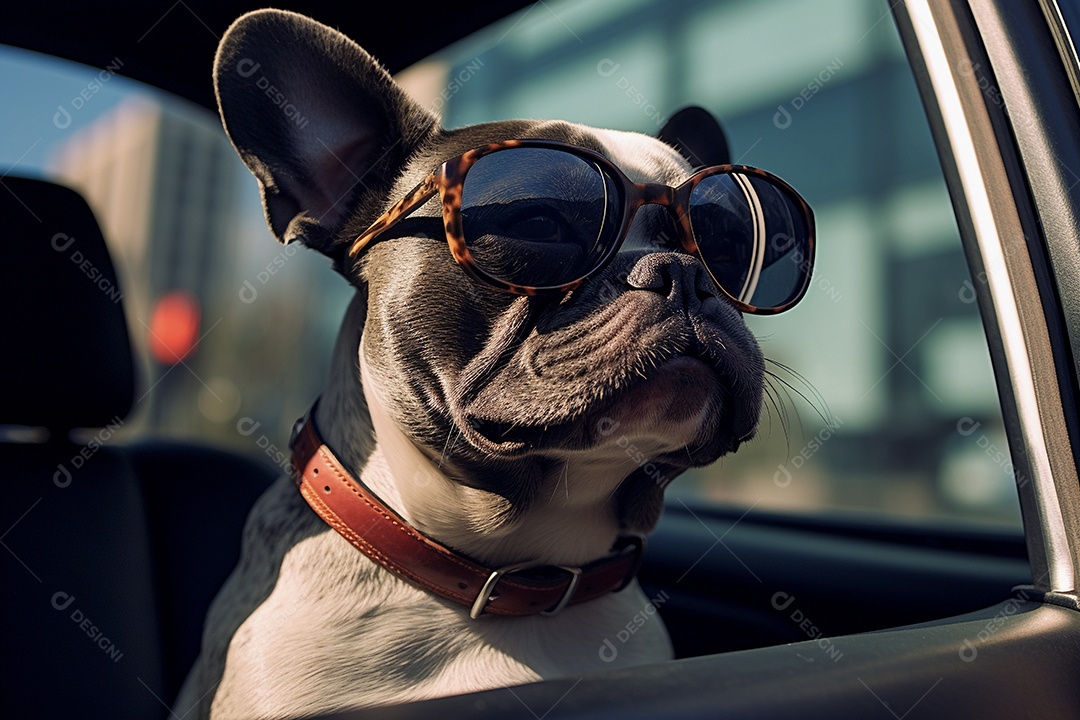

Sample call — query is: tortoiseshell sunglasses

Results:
[349,139,815,314]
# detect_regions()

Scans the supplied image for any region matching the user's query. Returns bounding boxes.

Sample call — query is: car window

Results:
[0,0,1021,530]
[396,0,1021,529]
[0,44,351,458]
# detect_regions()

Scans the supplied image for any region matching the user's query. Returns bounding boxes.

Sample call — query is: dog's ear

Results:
[214,9,437,257]
[658,106,730,168]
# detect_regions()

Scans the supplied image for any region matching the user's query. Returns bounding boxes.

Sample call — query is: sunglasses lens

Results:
[689,172,811,311]
[460,148,621,288]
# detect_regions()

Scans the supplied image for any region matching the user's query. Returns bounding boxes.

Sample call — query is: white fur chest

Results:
[208,491,672,719]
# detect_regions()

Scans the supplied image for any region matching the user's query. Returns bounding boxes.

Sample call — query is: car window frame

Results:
[894,0,1080,600]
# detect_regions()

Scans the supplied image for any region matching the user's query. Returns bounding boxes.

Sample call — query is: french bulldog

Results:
[174,8,810,719]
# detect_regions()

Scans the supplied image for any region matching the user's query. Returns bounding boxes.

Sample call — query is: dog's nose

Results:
[625,252,717,306]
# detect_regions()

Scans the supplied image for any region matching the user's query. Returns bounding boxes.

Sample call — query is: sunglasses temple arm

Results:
[348,175,440,258]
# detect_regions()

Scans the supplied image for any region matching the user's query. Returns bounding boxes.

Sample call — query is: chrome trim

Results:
[470,559,540,620]
[1039,0,1080,107]
[903,0,1075,592]
[540,566,583,617]
[469,560,585,619]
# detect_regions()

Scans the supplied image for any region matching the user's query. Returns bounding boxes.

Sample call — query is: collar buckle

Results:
[469,561,584,620]
[541,565,583,617]
[470,560,539,620]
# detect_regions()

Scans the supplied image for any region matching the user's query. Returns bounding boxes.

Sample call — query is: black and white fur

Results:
[174,9,764,719]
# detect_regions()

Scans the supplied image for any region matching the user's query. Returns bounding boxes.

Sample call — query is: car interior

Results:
[4,0,1080,718]
[0,176,278,716]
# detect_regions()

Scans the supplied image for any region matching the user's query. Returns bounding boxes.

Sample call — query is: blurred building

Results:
[49,98,240,434]
[48,97,351,446]
[51,98,237,326]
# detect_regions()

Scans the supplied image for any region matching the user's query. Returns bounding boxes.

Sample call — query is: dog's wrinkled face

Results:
[215,10,763,542]
[358,123,765,533]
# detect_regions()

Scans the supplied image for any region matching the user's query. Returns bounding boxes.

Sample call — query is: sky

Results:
[0,45,175,175]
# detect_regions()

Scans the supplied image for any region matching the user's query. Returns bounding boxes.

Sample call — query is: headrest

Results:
[0,176,134,431]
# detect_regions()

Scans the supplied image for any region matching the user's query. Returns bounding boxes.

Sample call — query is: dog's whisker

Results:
[761,358,834,463]
[762,380,786,429]
[547,465,563,503]
[602,473,630,507]
[761,380,792,457]
[540,455,569,505]
[439,426,462,468]
[765,359,831,425]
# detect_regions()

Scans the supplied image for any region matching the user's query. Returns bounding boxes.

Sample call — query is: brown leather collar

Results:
[289,406,645,618]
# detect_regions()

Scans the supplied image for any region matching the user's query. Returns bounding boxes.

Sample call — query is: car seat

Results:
[0,175,277,718]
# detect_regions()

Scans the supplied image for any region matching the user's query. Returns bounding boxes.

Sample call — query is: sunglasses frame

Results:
[349,139,816,314]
